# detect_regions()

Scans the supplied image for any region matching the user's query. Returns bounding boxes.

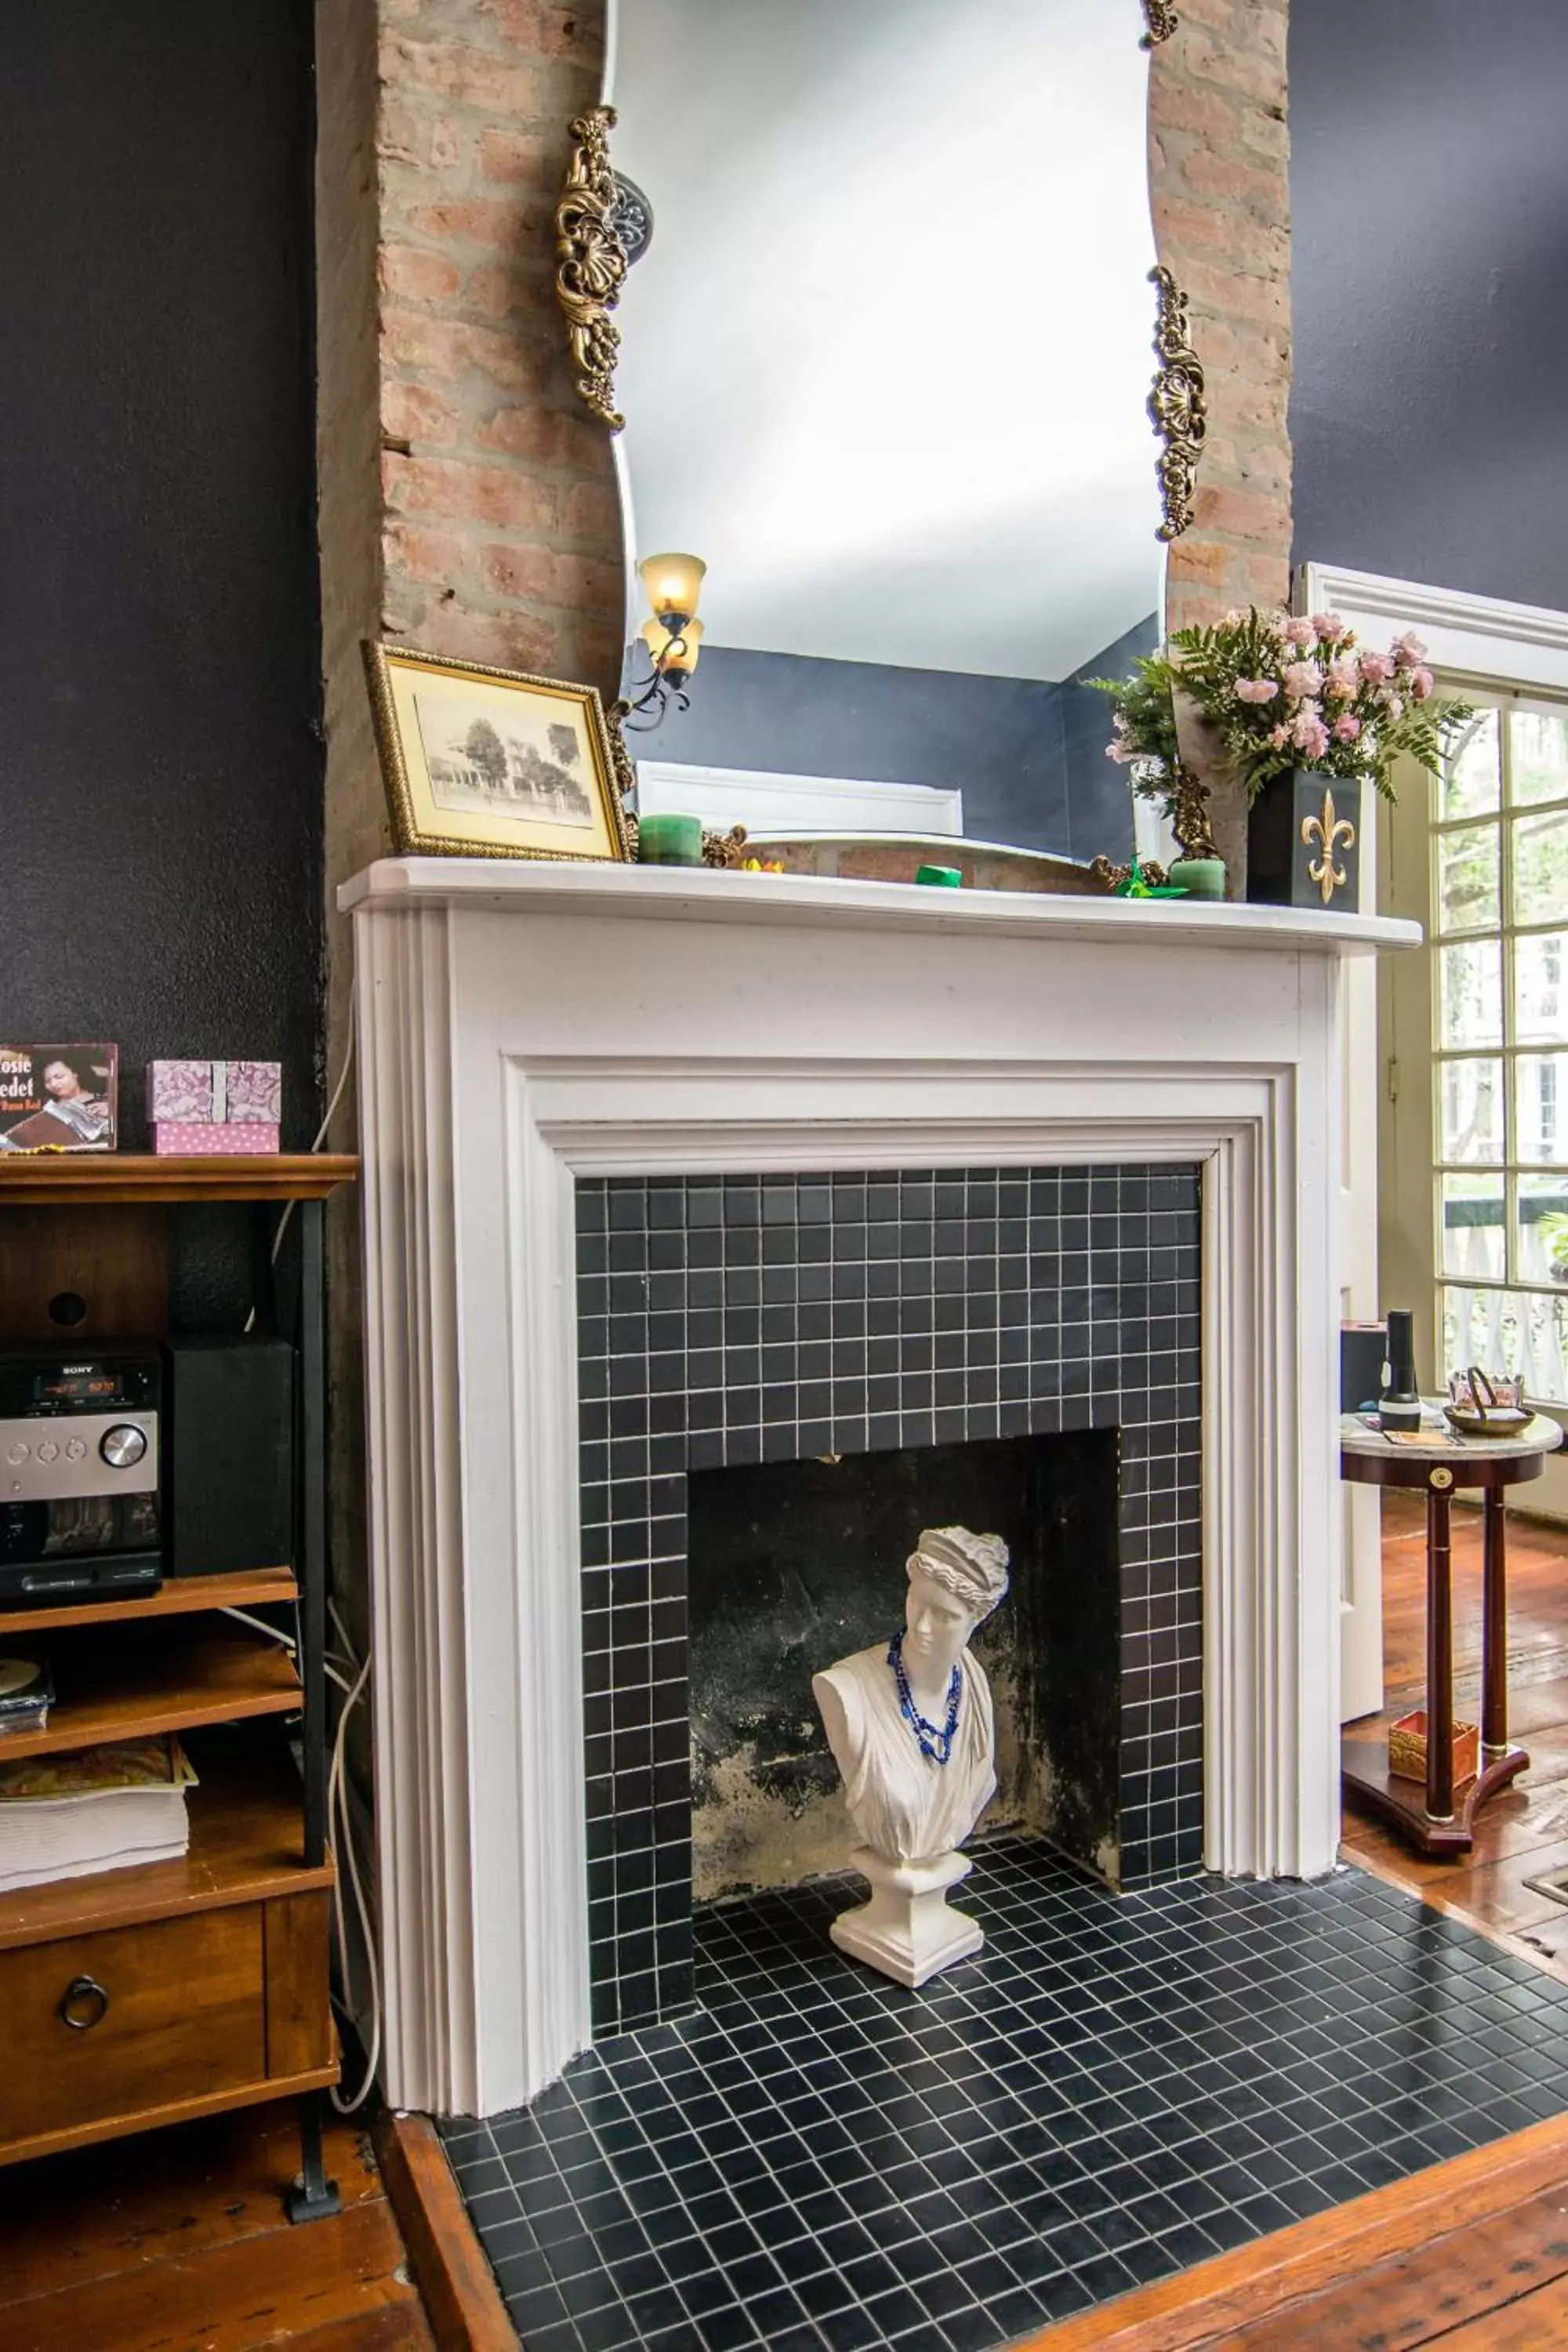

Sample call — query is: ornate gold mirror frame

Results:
[554,104,627,431]
[554,7,1203,546]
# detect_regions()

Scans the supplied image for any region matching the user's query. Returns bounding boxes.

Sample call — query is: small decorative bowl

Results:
[1445,1366,1529,1436]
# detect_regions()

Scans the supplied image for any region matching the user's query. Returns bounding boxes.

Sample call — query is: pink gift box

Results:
[153,1121,280,1156]
[147,1059,281,1125]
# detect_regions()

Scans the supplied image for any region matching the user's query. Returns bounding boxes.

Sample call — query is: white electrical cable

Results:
[328,1641,381,2113]
[219,1594,383,2110]
[223,1006,381,2104]
[243,1009,357,1334]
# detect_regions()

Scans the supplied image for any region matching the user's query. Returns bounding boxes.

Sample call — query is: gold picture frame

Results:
[362,642,633,864]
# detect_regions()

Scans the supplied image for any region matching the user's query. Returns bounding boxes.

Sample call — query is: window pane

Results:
[1439,1057,1504,1163]
[1442,1173,1504,1279]
[1511,806,1568,927]
[1515,931,1568,1045]
[1518,1173,1568,1285]
[1518,1052,1568,1163]
[1437,822,1501,934]
[1438,938,1502,1048]
[1442,708,1501,818]
[1443,1283,1568,1404]
[1511,707,1568,808]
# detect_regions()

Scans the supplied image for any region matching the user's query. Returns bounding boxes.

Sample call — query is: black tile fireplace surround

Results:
[576,1165,1204,2038]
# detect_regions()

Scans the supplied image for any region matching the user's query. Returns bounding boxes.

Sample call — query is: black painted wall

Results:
[1291,0,1568,607]
[0,2,322,1313]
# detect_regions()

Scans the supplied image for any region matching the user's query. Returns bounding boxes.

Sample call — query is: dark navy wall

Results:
[1061,613,1160,865]
[626,622,1156,861]
[628,644,1069,851]
[1290,0,1568,607]
[0,0,322,1301]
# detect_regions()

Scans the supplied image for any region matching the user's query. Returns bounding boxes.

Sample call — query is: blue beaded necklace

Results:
[887,1629,961,1766]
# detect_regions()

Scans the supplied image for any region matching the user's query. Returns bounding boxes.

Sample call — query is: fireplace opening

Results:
[688,1428,1123,1900]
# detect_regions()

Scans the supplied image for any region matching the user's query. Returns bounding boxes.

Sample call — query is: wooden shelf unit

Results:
[0,1153,358,1207]
[0,1730,335,1952]
[0,1621,302,1762]
[0,1153,357,2211]
[0,1564,296,1637]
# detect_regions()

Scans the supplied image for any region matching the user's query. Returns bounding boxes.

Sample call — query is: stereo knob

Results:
[100,1424,147,1468]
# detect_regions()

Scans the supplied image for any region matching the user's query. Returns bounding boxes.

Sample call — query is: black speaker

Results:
[163,1336,294,1576]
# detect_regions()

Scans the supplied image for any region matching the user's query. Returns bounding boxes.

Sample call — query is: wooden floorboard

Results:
[1021,2114,1568,2347]
[0,2098,435,2352]
[376,2108,518,2350]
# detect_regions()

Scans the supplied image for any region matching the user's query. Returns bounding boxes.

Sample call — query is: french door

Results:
[1381,687,1568,1520]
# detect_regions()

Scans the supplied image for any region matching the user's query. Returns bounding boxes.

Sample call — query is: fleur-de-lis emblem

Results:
[1301,786,1355,905]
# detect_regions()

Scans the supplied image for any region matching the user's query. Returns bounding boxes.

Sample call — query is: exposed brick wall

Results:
[1150,0,1292,632]
[373,0,624,699]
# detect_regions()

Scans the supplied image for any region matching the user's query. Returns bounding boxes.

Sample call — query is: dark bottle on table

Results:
[1379,1308,1423,1432]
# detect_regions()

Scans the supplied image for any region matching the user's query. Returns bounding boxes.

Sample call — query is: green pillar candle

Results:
[915,863,962,888]
[637,812,704,866]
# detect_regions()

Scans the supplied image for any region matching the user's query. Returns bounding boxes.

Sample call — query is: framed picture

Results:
[362,642,633,864]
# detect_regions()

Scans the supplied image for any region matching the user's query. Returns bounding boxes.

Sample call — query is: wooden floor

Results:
[1341,1493,1568,1971]
[0,2099,436,2352]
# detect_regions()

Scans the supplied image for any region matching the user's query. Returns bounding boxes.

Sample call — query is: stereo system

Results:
[0,1338,294,1606]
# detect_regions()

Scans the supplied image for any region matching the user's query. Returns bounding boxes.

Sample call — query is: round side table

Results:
[1340,1406,1563,1857]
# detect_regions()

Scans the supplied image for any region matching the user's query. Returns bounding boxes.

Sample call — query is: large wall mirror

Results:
[591,0,1178,869]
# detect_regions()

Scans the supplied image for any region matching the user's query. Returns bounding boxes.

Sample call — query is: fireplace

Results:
[343,855,1417,2116]
[579,1164,1202,2034]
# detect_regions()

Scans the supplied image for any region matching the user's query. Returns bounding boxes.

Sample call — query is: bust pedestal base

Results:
[830,1847,983,1987]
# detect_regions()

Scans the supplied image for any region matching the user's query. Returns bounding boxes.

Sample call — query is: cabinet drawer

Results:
[0,1907,264,2146]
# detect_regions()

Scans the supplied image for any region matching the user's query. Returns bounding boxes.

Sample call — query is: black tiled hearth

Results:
[444,1842,1568,2351]
[577,1167,1204,2035]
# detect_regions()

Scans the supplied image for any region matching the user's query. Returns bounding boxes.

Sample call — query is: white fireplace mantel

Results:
[342,857,1419,2118]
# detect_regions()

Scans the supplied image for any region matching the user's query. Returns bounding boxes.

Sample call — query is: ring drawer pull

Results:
[57,1975,110,2031]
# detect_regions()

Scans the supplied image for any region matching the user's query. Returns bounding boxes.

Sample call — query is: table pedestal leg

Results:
[1483,1488,1509,1755]
[1426,1480,1454,1821]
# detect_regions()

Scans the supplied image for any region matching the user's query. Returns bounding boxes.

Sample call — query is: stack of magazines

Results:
[0,1737,198,1892]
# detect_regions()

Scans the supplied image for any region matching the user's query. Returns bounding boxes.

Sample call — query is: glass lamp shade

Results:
[638,551,706,626]
[641,616,703,677]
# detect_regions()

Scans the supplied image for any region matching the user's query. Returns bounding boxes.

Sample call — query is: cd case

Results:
[0,1655,54,1734]
[0,1045,118,1154]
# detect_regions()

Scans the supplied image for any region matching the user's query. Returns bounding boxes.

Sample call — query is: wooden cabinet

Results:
[0,1908,266,2151]
[0,1156,356,2214]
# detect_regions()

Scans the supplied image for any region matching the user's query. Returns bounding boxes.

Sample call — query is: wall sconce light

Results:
[624,552,707,731]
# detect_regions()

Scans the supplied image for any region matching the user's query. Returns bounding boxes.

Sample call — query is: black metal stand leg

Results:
[286,2092,343,2224]
[300,1196,328,1870]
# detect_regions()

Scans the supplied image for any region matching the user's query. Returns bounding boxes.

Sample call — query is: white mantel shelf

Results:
[346,846,1424,2120]
[339,855,1421,957]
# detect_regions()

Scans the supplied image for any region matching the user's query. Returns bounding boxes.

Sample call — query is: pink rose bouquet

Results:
[1091,607,1473,808]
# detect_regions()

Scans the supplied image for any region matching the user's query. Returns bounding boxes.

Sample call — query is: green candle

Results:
[637,812,704,866]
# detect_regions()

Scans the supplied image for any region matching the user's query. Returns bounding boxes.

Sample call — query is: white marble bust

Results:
[812,1525,1010,1986]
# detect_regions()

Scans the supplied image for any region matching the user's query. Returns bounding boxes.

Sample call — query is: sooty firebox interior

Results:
[687,1428,1122,1901]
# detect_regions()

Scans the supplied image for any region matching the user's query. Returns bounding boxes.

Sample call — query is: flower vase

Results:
[1171,685,1247,898]
[1247,771,1362,909]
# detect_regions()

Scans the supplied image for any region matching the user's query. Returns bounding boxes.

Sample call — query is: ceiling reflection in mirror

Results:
[606,0,1167,864]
